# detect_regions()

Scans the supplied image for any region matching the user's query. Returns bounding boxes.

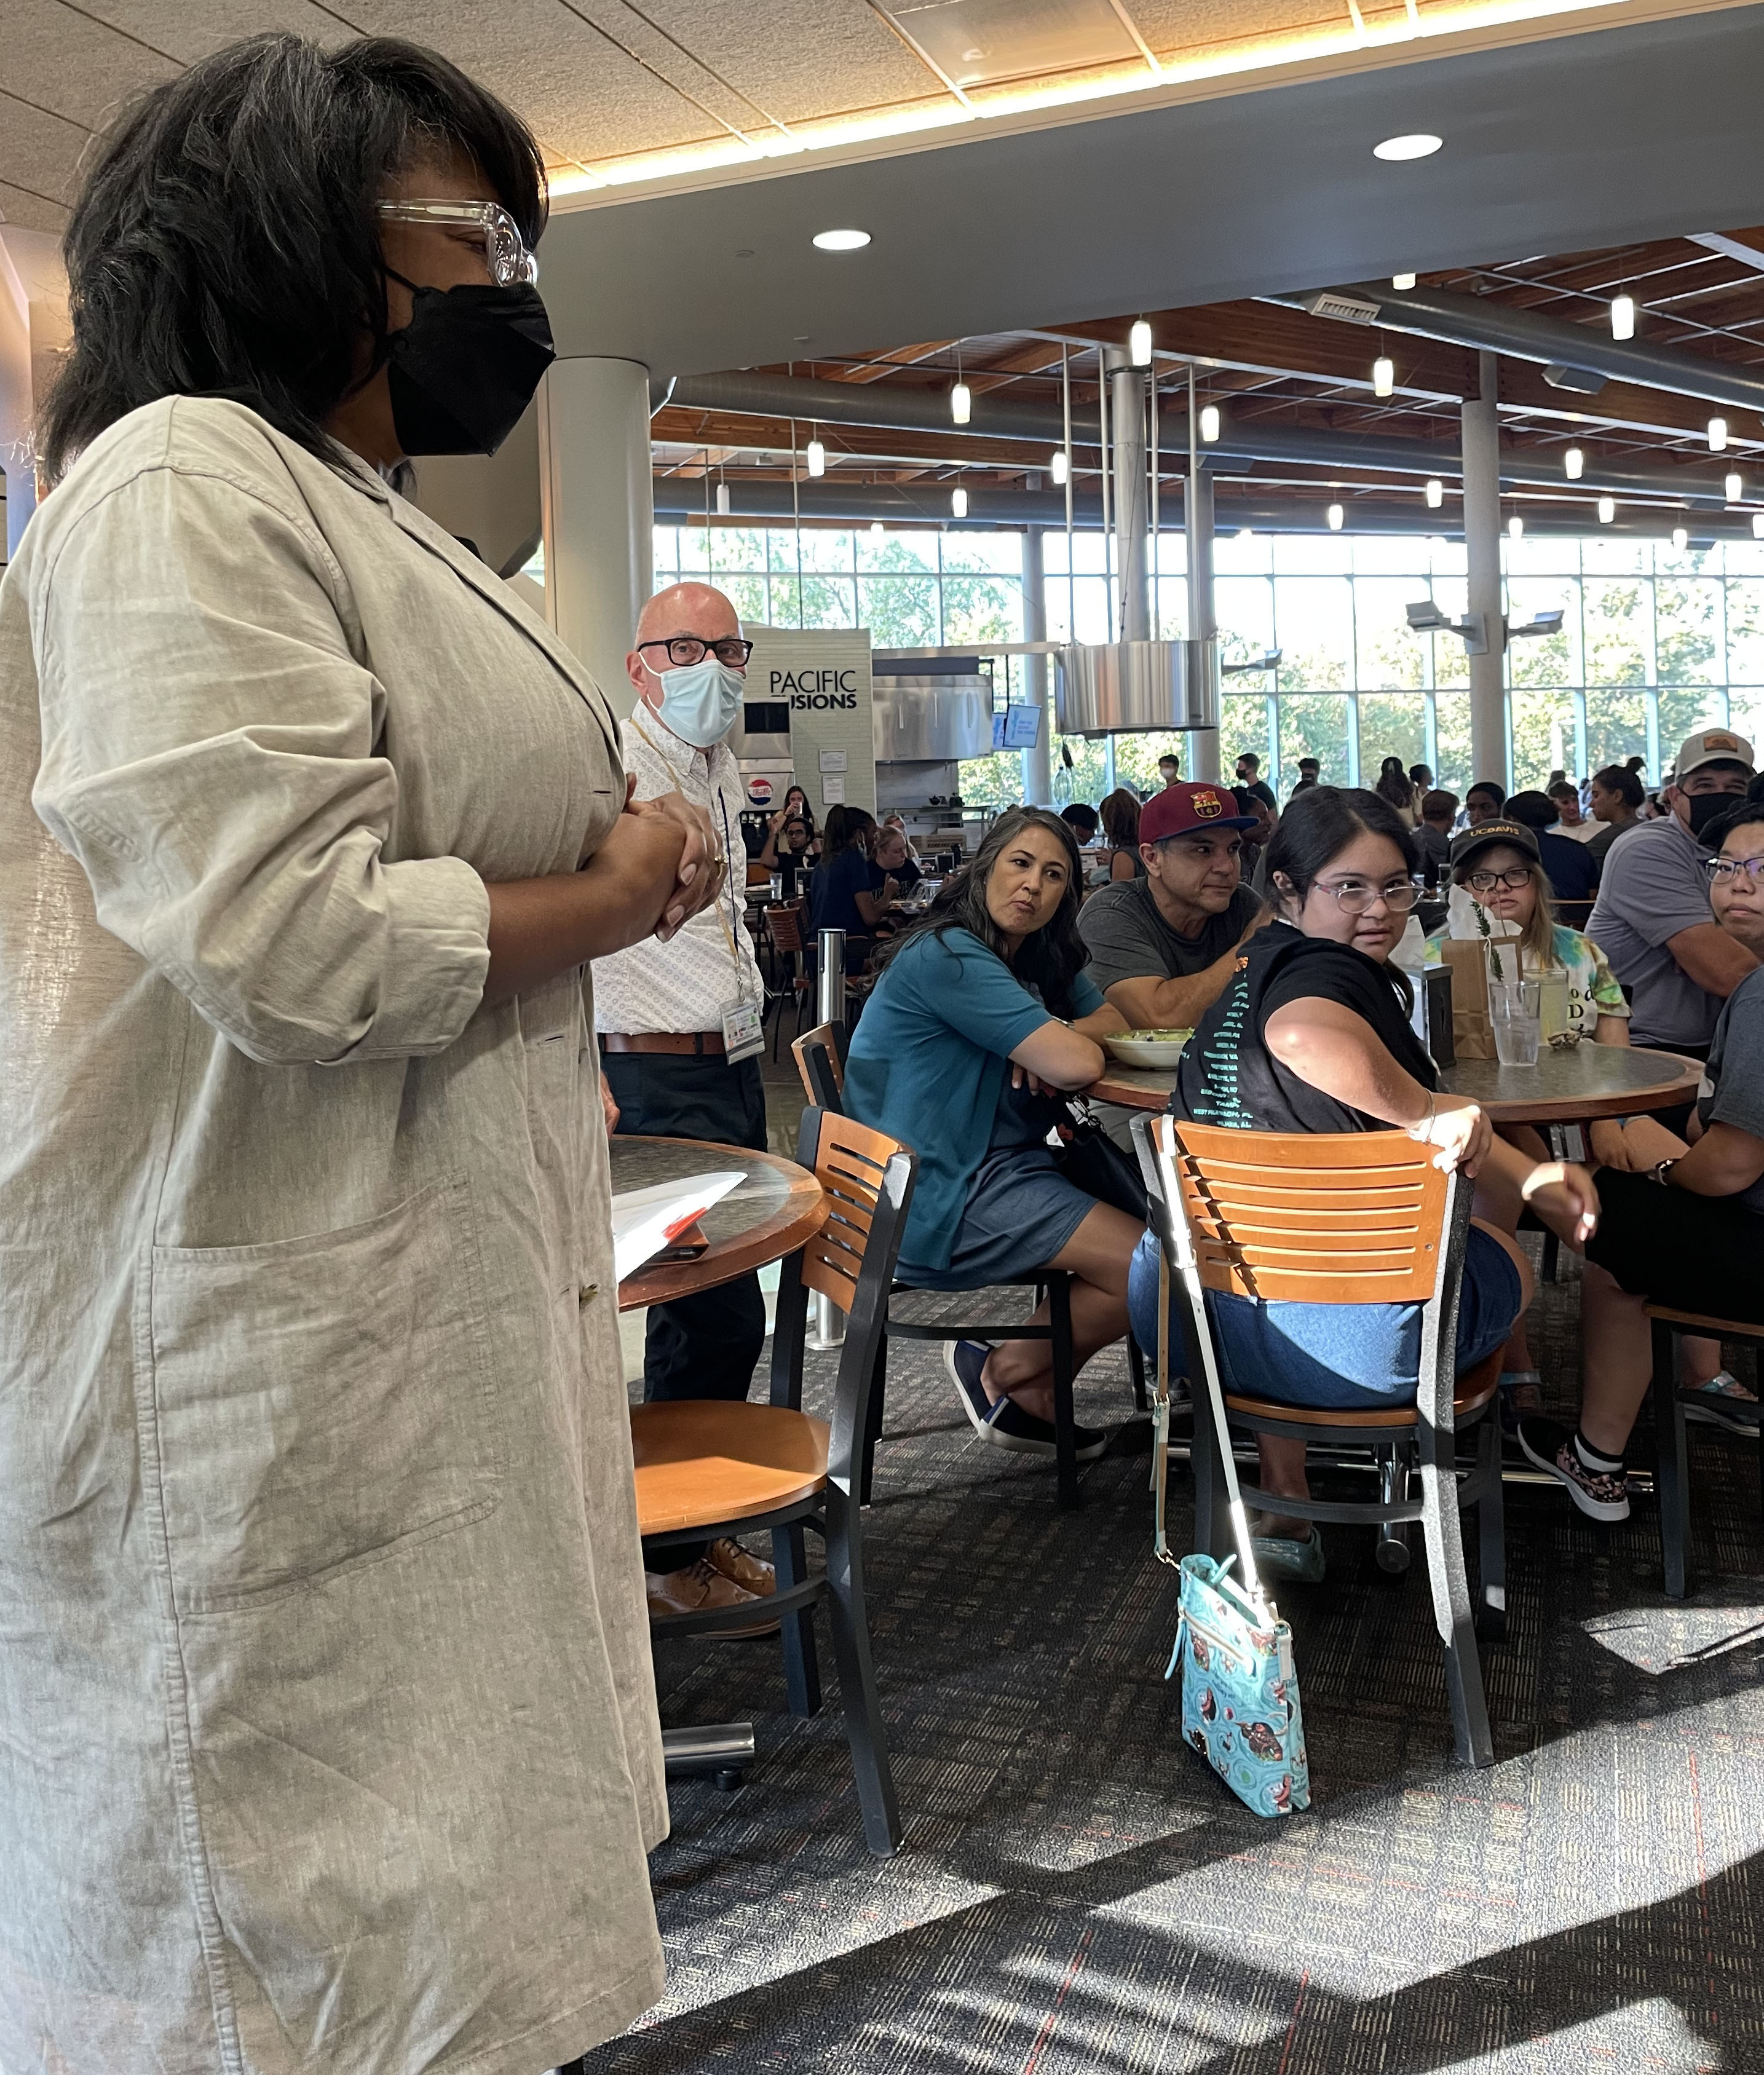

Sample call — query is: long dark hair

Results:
[823,804,876,854]
[1375,756,1414,813]
[1099,788,1141,850]
[874,807,1088,1016]
[782,785,817,835]
[41,33,547,479]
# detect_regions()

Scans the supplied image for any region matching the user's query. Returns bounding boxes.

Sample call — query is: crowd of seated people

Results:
[804,730,1763,1562]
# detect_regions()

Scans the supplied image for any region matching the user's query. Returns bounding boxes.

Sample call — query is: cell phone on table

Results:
[655,1222,710,1262]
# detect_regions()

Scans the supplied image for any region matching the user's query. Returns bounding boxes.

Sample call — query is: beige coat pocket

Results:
[143,1176,497,1611]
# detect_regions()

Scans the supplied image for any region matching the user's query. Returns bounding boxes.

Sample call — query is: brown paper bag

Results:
[1441,939,1495,1059]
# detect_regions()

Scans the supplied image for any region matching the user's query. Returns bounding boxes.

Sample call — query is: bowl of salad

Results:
[1103,1028,1193,1069]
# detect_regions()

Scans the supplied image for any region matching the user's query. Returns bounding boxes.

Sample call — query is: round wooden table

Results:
[1085,1043,1703,1125]
[611,1134,827,1311]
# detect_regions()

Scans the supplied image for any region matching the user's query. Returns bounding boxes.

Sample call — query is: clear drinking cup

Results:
[1490,979,1542,1066]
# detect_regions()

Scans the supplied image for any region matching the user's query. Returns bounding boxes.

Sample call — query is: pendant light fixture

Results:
[951,340,970,425]
[1508,514,1524,540]
[1372,354,1394,398]
[1672,524,1689,550]
[1598,495,1616,524]
[1392,272,1417,291]
[951,485,968,518]
[1726,471,1743,504]
[1326,502,1344,531]
[1050,448,1070,486]
[1708,417,1728,453]
[716,480,731,515]
[1129,318,1152,368]
[805,436,826,477]
[1610,294,1635,340]
[1199,404,1220,443]
[1564,447,1584,480]
[1425,478,1444,508]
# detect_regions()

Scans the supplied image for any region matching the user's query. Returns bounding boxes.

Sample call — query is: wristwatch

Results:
[1648,1158,1679,1188]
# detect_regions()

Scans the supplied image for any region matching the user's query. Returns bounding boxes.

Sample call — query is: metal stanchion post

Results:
[809,928,847,1351]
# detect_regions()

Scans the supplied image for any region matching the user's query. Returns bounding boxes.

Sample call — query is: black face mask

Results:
[1687,788,1744,840]
[384,282,555,457]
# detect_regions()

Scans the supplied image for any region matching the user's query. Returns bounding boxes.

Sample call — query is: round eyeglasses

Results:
[637,635,755,668]
[1465,866,1536,893]
[1314,874,1422,915]
[375,199,539,287]
[1707,855,1764,885]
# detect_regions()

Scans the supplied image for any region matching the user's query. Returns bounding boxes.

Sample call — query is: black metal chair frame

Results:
[641,1105,916,1856]
[796,1024,1145,1510]
[1133,1112,1506,1769]
[1652,1308,1764,1600]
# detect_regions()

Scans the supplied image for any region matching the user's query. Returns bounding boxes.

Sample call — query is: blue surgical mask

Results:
[651,659,745,748]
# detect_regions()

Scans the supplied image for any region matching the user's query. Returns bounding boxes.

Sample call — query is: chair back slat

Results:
[1171,1120,1447,1305]
[792,1021,847,1112]
[767,901,806,954]
[798,1114,902,1318]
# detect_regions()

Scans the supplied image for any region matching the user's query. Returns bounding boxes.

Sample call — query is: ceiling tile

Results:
[0,177,70,235]
[0,93,94,213]
[1127,0,1356,61]
[343,0,723,162]
[630,0,944,126]
[71,1,358,63]
[3,0,179,129]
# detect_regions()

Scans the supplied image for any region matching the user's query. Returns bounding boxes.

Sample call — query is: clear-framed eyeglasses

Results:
[1315,874,1422,916]
[1465,866,1536,893]
[1707,854,1764,885]
[375,199,539,287]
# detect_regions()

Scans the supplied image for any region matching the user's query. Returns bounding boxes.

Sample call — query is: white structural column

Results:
[1461,351,1506,789]
[1019,526,1054,802]
[1107,348,1149,643]
[1185,466,1221,782]
[537,357,654,716]
[1,246,36,561]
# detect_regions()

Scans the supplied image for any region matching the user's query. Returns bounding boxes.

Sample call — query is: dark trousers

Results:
[602,1049,769,1405]
[1629,1035,1711,1140]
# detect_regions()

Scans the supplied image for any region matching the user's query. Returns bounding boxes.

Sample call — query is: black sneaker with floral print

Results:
[1518,1416,1630,1523]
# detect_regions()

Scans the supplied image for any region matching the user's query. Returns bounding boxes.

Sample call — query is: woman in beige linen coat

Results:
[0,36,716,2075]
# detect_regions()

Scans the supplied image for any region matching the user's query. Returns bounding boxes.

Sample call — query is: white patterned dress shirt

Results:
[591,708,764,1036]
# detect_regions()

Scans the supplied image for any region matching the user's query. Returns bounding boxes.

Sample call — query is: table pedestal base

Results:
[662,1721,754,1792]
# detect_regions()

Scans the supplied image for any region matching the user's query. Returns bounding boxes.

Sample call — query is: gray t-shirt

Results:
[1587,813,1721,1048]
[1699,966,1764,1214]
[1079,877,1260,1002]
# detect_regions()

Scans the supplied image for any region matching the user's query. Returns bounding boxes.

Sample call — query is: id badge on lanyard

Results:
[713,785,765,1064]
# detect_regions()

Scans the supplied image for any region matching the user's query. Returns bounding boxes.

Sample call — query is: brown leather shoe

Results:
[705,1537,777,1597]
[644,1558,780,1638]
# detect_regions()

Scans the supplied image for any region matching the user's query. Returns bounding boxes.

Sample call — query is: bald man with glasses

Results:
[594,582,779,1628]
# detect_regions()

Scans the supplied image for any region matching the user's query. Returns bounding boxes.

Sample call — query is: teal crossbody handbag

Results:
[1152,1239,1311,1818]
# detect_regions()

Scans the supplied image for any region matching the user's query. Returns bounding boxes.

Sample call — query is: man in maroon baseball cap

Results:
[1078,779,1268,1035]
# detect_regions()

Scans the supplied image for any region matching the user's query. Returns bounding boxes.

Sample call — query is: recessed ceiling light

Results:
[812,228,870,251]
[1372,133,1442,162]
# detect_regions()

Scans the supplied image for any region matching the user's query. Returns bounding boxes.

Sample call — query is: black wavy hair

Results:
[873,807,1090,1017]
[1703,798,1764,853]
[41,33,547,479]
[1262,786,1418,1005]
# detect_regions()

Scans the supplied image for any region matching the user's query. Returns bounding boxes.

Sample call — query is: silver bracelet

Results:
[1406,1093,1436,1142]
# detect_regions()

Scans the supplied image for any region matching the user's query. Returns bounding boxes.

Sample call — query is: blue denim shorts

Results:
[1127,1223,1522,1410]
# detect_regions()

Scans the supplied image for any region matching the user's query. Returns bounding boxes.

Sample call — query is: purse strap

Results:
[1151,1129,1265,1604]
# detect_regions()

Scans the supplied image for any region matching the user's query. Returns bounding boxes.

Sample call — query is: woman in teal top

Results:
[844,808,1139,1461]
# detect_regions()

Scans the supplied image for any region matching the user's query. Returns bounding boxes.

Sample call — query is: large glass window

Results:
[651,525,1764,808]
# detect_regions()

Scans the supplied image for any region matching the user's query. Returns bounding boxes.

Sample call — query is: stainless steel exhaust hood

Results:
[1055,639,1218,737]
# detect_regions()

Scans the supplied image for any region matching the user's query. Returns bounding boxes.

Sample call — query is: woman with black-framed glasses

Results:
[0,32,697,2073]
[1127,788,1597,1583]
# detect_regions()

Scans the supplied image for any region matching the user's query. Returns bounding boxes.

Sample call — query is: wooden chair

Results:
[793,1016,1145,1508]
[764,900,813,1058]
[630,1107,915,1856]
[1134,1113,1506,1768]
[792,1021,846,1111]
[1650,1304,1764,1599]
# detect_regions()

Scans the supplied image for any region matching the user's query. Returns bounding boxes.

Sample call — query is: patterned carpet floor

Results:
[595,1237,1764,2075]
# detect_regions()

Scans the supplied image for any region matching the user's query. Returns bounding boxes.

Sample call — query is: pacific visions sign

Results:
[769,668,859,710]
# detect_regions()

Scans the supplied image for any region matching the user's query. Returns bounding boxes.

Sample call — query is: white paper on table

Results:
[611,1171,744,1283]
